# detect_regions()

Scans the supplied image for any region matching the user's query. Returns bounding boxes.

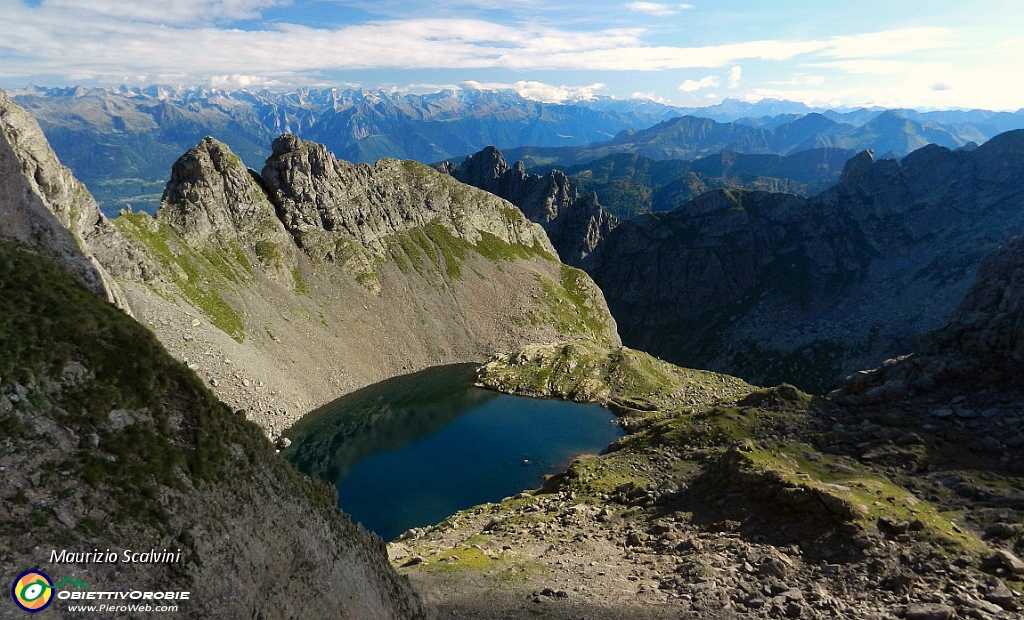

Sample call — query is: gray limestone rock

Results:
[263,136,557,262]
[158,136,300,283]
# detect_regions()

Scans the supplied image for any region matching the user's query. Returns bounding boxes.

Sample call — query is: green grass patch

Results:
[292,266,308,295]
[738,446,986,553]
[553,455,649,498]
[478,341,751,415]
[114,212,246,342]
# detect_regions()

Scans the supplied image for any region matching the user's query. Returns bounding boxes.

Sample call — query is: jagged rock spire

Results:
[155,136,300,280]
[441,145,618,268]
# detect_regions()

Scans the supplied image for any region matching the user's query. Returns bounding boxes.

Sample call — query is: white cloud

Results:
[209,74,284,88]
[820,27,955,59]
[751,59,1024,111]
[629,91,671,104]
[39,0,287,25]
[462,80,605,102]
[2,1,960,84]
[727,65,741,88]
[0,3,1013,110]
[810,59,922,75]
[626,2,694,17]
[679,74,718,91]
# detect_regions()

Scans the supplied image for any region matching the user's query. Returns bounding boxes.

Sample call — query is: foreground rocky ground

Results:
[390,342,1023,620]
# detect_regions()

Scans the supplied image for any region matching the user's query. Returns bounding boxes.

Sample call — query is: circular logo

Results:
[11,570,53,613]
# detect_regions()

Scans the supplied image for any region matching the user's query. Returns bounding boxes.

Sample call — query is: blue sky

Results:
[1,0,1022,110]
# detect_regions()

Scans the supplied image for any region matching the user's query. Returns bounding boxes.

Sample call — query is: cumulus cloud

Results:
[678,75,718,91]
[626,2,694,17]
[727,65,741,88]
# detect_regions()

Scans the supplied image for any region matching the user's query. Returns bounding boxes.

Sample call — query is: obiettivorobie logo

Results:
[11,568,191,614]
[11,570,87,613]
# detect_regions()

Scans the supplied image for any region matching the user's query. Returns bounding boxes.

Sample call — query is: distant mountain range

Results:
[11,86,1024,218]
[552,148,855,219]
[500,110,1000,170]
[665,96,1024,130]
[11,86,684,215]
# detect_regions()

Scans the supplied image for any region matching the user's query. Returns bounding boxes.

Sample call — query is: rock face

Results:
[832,233,1024,403]
[0,239,423,619]
[588,135,1024,392]
[440,146,618,268]
[0,88,132,311]
[939,234,1024,361]
[264,137,555,260]
[156,136,302,284]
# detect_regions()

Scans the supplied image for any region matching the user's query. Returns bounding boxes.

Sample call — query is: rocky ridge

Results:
[587,135,1024,392]
[439,146,618,268]
[0,88,133,311]
[114,133,618,434]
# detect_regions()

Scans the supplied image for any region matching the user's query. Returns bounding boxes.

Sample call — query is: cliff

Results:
[0,88,133,311]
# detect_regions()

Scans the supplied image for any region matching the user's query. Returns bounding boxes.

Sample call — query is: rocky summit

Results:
[63,128,618,435]
[586,135,1024,393]
[439,146,618,269]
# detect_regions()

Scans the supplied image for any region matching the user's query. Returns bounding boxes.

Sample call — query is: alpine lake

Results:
[282,364,624,541]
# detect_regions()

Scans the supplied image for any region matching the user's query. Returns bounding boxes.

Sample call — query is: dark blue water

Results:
[283,364,623,541]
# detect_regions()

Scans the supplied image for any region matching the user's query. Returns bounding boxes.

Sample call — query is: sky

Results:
[1,0,1022,110]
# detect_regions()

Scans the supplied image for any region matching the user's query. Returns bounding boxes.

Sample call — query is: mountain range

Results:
[552,147,855,219]
[500,110,994,170]
[10,85,683,215]
[12,86,1024,219]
